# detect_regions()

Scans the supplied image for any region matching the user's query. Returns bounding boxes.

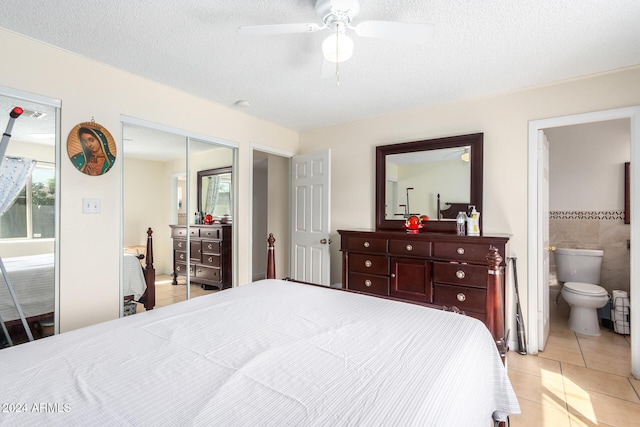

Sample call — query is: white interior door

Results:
[538,130,550,350]
[290,149,331,285]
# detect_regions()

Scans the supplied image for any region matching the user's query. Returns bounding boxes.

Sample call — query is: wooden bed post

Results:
[266,233,276,279]
[144,227,156,310]
[486,245,506,356]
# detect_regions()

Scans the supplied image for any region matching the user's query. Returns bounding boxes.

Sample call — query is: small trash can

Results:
[611,290,630,335]
[123,300,137,316]
[39,318,55,337]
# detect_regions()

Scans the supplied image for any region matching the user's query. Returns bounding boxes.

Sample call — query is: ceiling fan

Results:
[238,0,434,82]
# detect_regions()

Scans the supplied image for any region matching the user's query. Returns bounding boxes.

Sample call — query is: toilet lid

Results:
[564,281,608,296]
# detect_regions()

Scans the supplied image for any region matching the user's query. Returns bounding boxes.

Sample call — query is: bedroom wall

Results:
[298,65,640,329]
[0,28,299,332]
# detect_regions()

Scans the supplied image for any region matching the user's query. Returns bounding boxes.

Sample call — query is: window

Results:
[0,161,55,239]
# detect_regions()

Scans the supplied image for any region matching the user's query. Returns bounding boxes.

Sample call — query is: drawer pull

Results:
[457,247,465,255]
[179,253,185,260]
[390,273,396,278]
[456,270,466,279]
[177,242,183,248]
[363,241,370,248]
[176,265,182,272]
[208,256,213,262]
[364,260,372,268]
[364,279,372,287]
[457,293,466,302]
[406,244,413,251]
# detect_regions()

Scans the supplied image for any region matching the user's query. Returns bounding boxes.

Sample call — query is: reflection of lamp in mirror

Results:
[460,148,470,162]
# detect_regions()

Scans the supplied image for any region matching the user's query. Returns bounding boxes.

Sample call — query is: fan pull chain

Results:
[335,25,341,86]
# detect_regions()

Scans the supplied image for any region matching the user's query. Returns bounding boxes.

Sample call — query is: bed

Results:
[0,234,519,426]
[0,228,156,331]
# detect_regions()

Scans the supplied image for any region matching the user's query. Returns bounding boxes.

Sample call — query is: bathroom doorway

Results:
[546,119,630,337]
[528,106,640,379]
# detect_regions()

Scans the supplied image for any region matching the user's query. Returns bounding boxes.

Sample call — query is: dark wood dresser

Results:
[170,224,232,290]
[338,229,509,352]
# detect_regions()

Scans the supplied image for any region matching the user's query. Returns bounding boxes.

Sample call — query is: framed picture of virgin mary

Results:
[67,121,117,176]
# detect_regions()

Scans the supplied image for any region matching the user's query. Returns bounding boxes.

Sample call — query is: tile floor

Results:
[507,289,639,426]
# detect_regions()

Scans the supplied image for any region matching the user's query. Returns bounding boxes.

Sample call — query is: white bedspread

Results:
[0,253,54,321]
[0,253,147,322]
[123,253,146,301]
[0,279,519,426]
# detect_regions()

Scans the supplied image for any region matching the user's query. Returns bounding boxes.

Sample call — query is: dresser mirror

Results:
[197,166,232,219]
[375,133,483,232]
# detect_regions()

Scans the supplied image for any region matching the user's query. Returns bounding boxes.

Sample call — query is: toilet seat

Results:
[563,281,608,297]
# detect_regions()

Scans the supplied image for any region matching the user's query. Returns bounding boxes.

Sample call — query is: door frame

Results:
[249,143,294,281]
[527,106,640,378]
[0,85,61,335]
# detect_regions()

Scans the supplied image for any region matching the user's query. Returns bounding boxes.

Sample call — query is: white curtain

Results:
[0,157,35,216]
[205,175,220,215]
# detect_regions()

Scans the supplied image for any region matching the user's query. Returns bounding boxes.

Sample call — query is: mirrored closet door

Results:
[121,121,235,316]
[0,89,59,347]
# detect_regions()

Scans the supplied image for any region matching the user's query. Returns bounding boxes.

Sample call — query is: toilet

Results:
[556,248,609,336]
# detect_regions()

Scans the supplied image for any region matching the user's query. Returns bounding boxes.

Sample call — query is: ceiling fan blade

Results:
[238,23,323,36]
[354,20,434,43]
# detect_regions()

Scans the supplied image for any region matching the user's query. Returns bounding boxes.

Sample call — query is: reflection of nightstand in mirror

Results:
[169,224,232,290]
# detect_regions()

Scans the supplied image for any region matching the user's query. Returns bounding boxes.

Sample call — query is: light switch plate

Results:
[82,198,101,214]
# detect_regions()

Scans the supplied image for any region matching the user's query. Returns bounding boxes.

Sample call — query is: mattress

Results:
[0,279,519,426]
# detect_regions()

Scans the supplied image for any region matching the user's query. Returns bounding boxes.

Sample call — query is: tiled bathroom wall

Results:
[549,210,630,294]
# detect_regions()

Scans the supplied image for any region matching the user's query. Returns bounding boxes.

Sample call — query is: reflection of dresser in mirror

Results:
[170,224,232,290]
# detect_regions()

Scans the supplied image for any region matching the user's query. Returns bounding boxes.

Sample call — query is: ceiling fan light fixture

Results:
[322,32,353,63]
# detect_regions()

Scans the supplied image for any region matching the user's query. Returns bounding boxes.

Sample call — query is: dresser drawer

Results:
[202,240,221,254]
[433,242,497,263]
[202,253,221,267]
[174,251,188,262]
[348,272,389,296]
[200,227,221,239]
[344,236,388,254]
[349,253,389,275]
[195,265,221,282]
[173,239,187,251]
[174,262,194,276]
[389,239,432,257]
[433,262,487,288]
[434,284,486,313]
[171,227,187,238]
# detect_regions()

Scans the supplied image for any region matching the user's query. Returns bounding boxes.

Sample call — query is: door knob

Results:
[544,245,557,251]
[320,238,332,245]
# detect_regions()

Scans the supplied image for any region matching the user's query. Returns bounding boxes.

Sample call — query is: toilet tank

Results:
[555,248,603,284]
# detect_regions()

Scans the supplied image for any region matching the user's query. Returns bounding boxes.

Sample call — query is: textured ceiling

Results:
[1,0,640,132]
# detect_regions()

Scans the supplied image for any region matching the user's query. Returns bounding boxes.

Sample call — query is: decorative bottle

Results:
[456,212,467,236]
[466,206,480,236]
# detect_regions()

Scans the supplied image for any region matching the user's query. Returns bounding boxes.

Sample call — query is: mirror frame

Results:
[197,166,232,215]
[375,133,483,233]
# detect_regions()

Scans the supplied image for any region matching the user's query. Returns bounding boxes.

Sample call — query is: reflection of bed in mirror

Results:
[1,227,156,335]
[436,193,469,219]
